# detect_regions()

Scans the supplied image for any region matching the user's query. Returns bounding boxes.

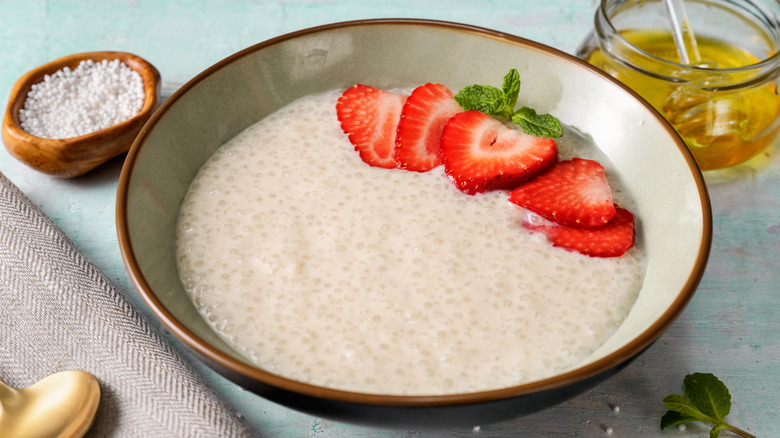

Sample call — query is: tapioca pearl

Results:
[20,59,144,138]
[176,90,646,395]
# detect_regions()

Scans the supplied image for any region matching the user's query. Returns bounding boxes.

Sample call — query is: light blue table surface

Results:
[2,1,779,436]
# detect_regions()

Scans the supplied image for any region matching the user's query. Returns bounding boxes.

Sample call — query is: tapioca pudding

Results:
[174,89,646,396]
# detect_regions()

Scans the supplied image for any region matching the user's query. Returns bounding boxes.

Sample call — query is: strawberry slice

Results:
[508,158,616,228]
[396,83,462,172]
[337,84,407,168]
[440,110,557,195]
[523,206,635,258]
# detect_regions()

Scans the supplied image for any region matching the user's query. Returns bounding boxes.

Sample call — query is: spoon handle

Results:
[663,0,702,64]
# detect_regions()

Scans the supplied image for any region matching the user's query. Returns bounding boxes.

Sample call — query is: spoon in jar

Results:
[663,0,708,66]
[0,370,101,438]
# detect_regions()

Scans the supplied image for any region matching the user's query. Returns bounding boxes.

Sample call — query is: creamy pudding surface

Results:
[175,90,646,395]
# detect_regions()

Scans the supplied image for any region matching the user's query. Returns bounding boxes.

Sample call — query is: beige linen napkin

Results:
[0,171,252,437]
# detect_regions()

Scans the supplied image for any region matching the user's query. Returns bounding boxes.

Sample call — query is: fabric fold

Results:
[0,171,252,437]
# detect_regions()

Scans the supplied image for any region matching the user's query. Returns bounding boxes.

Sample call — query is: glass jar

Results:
[577,0,780,170]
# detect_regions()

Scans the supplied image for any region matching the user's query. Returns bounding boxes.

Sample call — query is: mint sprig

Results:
[454,69,563,138]
[661,373,755,438]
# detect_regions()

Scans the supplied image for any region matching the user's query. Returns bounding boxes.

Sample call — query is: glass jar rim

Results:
[597,0,780,74]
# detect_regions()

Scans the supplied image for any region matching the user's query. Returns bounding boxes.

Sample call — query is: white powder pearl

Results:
[19,59,144,139]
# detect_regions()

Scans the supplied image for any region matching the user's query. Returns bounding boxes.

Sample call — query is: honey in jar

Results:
[577,0,780,170]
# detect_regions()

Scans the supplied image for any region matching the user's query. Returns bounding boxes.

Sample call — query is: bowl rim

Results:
[116,18,712,407]
[3,50,160,141]
[1,50,160,177]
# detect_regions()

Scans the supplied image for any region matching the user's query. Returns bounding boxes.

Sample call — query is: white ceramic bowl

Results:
[117,19,711,427]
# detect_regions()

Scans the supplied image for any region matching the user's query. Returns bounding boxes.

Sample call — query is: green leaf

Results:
[502,68,521,109]
[684,373,732,421]
[454,84,505,115]
[455,69,563,139]
[511,107,563,138]
[660,409,701,429]
[660,373,755,438]
[710,423,727,438]
[497,95,516,119]
[663,393,713,421]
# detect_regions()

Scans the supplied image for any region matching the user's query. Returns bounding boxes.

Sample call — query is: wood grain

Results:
[2,51,159,177]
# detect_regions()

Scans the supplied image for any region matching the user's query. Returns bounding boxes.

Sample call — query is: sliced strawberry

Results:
[396,83,462,172]
[508,158,616,228]
[337,84,407,168]
[440,110,557,195]
[523,206,635,258]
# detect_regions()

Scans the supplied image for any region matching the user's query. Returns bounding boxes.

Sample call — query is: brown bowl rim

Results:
[2,51,160,175]
[116,18,712,407]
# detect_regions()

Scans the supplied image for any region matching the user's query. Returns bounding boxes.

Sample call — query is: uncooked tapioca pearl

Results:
[19,59,144,139]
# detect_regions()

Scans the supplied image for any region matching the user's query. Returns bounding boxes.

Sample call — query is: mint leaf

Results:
[502,68,521,109]
[684,373,732,420]
[511,107,563,138]
[711,424,728,438]
[663,393,716,422]
[660,409,701,429]
[454,84,505,114]
[494,94,514,119]
[455,69,562,138]
[661,373,754,438]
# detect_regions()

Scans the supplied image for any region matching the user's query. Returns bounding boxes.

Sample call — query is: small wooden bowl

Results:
[1,51,160,178]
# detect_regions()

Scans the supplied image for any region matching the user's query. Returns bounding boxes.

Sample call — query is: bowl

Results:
[2,51,160,178]
[116,19,712,427]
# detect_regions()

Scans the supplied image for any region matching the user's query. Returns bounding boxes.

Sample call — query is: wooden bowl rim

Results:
[2,50,160,149]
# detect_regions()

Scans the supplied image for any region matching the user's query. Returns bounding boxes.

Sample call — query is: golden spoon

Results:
[0,370,101,438]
